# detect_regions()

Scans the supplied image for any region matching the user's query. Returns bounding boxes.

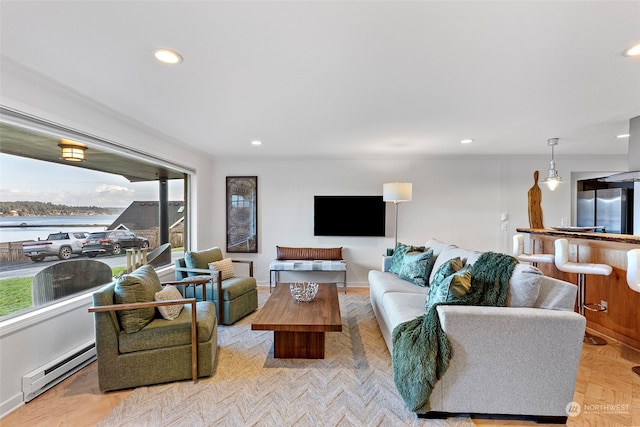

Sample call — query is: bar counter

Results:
[517,228,640,350]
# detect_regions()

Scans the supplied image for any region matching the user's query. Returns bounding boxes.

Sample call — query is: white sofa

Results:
[369,239,585,423]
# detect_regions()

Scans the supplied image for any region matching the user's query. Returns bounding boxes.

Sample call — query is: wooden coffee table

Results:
[251,283,342,359]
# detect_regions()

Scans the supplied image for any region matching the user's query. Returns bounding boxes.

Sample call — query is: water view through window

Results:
[0,152,185,319]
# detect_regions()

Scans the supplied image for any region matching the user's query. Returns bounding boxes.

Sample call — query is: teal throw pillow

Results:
[399,249,435,287]
[427,265,472,307]
[427,257,464,303]
[389,242,412,275]
[114,265,163,333]
[430,257,463,287]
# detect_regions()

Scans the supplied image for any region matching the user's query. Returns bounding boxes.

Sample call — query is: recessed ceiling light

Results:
[617,134,630,138]
[251,140,262,146]
[623,43,640,57]
[153,49,183,64]
[460,139,474,144]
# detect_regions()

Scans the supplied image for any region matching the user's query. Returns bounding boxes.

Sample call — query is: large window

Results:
[0,115,191,320]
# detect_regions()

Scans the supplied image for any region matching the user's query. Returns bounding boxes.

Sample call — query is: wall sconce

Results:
[542,138,562,191]
[59,139,87,162]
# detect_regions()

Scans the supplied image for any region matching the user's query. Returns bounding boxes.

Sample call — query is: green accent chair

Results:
[89,265,217,392]
[175,247,258,325]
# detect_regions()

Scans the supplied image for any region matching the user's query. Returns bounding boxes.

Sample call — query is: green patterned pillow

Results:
[427,257,464,302]
[427,265,472,307]
[399,249,435,287]
[389,242,412,275]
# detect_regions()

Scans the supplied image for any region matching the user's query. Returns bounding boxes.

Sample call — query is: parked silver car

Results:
[22,231,90,262]
[82,230,149,257]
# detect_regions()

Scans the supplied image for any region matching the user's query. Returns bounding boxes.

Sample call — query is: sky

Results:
[0,153,184,208]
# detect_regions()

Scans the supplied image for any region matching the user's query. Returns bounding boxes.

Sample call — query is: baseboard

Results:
[0,392,24,420]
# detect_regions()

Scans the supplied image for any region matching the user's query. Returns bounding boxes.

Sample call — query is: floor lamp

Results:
[383,182,412,250]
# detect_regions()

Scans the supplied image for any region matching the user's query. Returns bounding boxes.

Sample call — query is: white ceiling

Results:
[1,1,639,158]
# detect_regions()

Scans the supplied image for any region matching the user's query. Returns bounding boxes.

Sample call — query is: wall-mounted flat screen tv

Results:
[314,195,386,237]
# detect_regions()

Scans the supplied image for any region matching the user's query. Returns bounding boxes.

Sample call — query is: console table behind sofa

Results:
[269,246,347,293]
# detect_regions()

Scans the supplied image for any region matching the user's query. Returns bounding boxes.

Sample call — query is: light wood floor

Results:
[2,286,639,427]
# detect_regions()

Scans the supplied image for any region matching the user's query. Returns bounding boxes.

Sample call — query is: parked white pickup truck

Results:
[22,231,90,262]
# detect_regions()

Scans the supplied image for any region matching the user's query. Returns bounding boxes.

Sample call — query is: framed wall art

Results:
[226,176,258,253]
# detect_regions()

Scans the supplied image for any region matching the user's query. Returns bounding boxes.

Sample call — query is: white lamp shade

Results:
[383,182,412,202]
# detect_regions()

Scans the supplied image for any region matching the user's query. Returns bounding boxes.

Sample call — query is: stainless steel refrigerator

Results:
[577,188,629,234]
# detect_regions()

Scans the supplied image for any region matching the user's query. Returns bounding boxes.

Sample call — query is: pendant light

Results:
[543,138,562,191]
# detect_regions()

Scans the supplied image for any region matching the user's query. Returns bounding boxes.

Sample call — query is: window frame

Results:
[0,109,193,322]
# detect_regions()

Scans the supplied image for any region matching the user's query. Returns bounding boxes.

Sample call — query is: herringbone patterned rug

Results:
[98,292,474,427]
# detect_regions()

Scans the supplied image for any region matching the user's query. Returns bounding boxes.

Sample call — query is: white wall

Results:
[211,155,628,286]
[0,295,95,416]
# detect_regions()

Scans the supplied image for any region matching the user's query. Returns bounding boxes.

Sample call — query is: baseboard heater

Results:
[22,340,96,402]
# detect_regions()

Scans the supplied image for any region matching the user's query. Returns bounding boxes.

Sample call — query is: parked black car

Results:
[82,230,149,257]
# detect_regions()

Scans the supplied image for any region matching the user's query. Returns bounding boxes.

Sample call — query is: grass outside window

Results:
[0,266,126,318]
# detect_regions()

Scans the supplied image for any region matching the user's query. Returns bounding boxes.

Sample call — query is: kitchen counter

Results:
[516,228,640,246]
[517,228,640,350]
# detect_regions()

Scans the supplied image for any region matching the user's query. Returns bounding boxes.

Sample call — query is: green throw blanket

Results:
[391,251,517,414]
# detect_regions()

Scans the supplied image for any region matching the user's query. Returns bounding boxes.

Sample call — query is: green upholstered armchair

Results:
[175,247,258,325]
[89,265,218,392]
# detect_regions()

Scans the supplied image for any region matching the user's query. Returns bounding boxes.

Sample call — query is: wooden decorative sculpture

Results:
[528,171,544,229]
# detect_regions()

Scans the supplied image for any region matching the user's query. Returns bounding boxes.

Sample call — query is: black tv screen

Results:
[314,195,386,237]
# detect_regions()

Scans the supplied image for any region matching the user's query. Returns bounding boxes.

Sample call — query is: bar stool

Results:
[626,249,640,377]
[554,238,612,345]
[512,234,554,267]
